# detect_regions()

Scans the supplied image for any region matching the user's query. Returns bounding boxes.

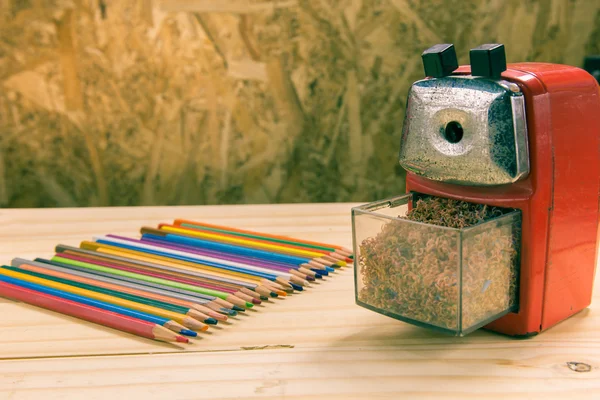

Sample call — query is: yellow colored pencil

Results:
[82,241,289,288]
[0,268,208,332]
[160,225,347,267]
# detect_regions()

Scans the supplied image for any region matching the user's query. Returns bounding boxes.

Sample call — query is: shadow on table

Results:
[332,306,594,351]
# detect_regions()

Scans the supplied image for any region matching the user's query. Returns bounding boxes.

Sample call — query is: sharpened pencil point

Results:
[251,298,261,305]
[176,336,189,343]
[233,305,245,312]
[306,276,315,282]
[314,273,323,279]
[325,267,335,272]
[245,302,254,308]
[290,283,303,291]
[180,329,198,337]
[260,295,268,300]
[270,292,278,298]
[205,318,218,325]
[221,307,237,316]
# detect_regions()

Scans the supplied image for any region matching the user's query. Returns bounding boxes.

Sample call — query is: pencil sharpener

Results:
[352,44,600,336]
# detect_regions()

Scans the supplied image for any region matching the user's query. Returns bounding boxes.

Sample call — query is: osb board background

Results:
[0,0,599,208]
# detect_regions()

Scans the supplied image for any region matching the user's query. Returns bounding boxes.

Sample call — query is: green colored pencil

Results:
[3,265,217,324]
[49,256,252,309]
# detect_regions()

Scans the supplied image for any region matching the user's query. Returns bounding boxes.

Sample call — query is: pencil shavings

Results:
[357,196,520,334]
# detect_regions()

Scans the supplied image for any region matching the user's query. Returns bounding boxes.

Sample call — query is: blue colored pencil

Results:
[141,231,335,272]
[94,238,289,282]
[0,273,197,337]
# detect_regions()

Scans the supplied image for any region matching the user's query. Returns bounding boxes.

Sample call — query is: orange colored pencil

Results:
[162,223,350,264]
[0,280,189,344]
[15,262,226,321]
[173,219,353,256]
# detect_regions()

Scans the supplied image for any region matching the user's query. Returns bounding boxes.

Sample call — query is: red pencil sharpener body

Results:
[352,44,600,336]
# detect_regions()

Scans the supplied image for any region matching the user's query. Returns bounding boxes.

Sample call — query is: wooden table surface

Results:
[0,203,599,399]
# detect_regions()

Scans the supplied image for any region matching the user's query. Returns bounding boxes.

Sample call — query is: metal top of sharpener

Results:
[399,44,529,186]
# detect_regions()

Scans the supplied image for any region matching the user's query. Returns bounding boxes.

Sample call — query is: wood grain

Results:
[0,204,598,399]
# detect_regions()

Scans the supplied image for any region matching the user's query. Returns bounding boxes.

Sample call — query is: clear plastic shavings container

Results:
[352,193,521,336]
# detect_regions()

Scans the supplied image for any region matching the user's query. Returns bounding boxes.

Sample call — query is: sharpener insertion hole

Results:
[444,121,464,144]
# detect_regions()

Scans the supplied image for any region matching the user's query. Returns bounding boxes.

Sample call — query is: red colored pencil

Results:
[166,224,351,263]
[0,280,189,344]
[57,252,257,307]
[172,219,354,258]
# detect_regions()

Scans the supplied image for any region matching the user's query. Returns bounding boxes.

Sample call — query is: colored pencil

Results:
[95,235,309,286]
[159,224,347,267]
[46,255,249,310]
[141,234,334,284]
[142,228,332,275]
[62,251,269,302]
[93,236,309,287]
[68,250,257,307]
[38,257,243,313]
[169,222,352,263]
[80,241,292,294]
[0,217,350,345]
[54,252,261,306]
[59,246,275,299]
[173,219,353,257]
[143,227,336,272]
[110,234,317,281]
[79,240,289,288]
[83,239,302,289]
[0,267,209,331]
[139,235,323,279]
[0,279,189,344]
[12,261,223,322]
[12,258,232,320]
[55,245,279,298]
[4,265,218,325]
[136,234,321,278]
[0,272,196,338]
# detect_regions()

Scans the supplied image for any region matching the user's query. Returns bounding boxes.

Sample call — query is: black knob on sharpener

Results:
[422,44,458,78]
[470,44,507,78]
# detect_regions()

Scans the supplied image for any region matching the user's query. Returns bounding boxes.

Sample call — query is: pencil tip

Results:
[251,298,261,305]
[314,273,323,279]
[221,307,237,316]
[205,318,218,325]
[180,329,198,337]
[270,292,278,298]
[244,302,254,308]
[232,305,245,312]
[306,276,315,282]
[325,267,335,272]
[290,283,303,291]
[260,295,269,300]
[176,336,189,343]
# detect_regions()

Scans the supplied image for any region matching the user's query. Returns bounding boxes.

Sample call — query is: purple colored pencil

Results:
[105,235,321,279]
[144,237,310,269]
